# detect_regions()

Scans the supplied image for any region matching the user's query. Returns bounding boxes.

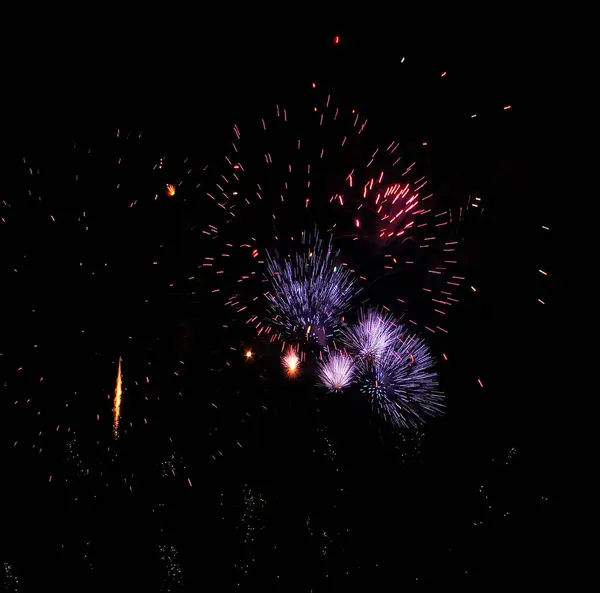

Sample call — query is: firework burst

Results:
[281,345,301,378]
[195,86,482,432]
[340,307,402,362]
[199,88,474,361]
[356,330,443,429]
[265,232,357,345]
[316,352,355,392]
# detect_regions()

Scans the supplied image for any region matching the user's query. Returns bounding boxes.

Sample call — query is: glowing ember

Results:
[166,184,176,197]
[113,357,122,438]
[245,350,253,359]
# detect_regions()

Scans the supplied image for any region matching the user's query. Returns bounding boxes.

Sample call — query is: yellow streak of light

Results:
[113,358,122,438]
[166,184,176,197]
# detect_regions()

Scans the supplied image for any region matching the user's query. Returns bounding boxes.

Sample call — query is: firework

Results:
[200,90,475,362]
[356,331,443,429]
[195,86,482,432]
[340,307,402,362]
[316,352,355,392]
[282,345,301,378]
[265,232,357,345]
[113,357,122,438]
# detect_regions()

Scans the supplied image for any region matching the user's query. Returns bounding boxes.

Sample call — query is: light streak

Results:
[113,357,122,438]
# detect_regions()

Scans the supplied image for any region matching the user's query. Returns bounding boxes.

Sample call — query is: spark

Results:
[165,184,176,197]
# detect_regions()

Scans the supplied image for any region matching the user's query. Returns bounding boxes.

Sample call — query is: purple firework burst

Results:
[265,232,357,345]
[340,307,402,362]
[316,352,356,392]
[357,327,443,429]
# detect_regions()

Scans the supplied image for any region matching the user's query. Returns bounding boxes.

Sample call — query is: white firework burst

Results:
[340,307,402,361]
[316,351,355,391]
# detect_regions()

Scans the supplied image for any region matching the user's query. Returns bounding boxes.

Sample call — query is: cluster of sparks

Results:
[340,308,401,360]
[158,543,184,591]
[3,562,19,592]
[198,81,488,410]
[317,352,356,391]
[281,345,301,378]
[193,86,469,430]
[265,233,356,345]
[317,308,443,429]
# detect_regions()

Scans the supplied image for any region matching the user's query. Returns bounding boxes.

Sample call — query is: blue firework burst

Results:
[265,232,357,345]
[356,325,443,429]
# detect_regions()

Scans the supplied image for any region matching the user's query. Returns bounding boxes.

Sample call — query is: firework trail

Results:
[113,357,122,438]
[316,352,355,392]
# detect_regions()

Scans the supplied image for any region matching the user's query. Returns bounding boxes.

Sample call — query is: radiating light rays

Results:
[265,232,357,345]
[316,352,355,392]
[356,332,443,429]
[281,345,301,378]
[352,174,427,250]
[340,307,402,362]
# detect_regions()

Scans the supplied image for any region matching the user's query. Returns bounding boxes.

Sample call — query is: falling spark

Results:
[113,357,122,438]
[166,184,176,197]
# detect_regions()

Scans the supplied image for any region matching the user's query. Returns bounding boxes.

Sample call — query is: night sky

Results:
[3,21,566,591]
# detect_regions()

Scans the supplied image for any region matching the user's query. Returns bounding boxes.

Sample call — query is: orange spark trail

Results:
[113,357,122,438]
